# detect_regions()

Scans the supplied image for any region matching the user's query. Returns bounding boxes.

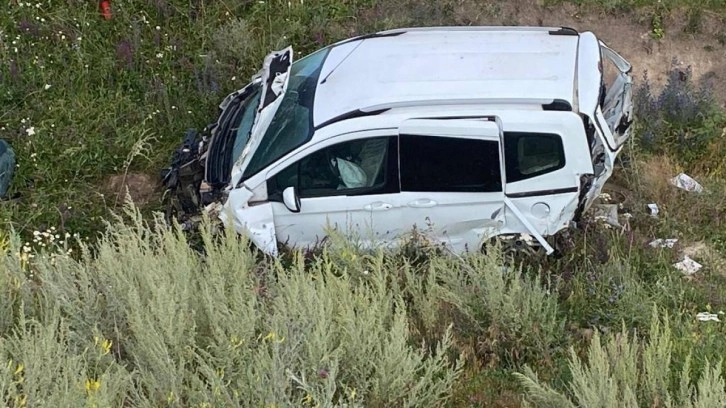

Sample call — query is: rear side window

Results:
[504,132,565,182]
[399,135,502,192]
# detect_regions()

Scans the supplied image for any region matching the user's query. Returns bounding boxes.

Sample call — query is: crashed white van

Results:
[162,26,633,256]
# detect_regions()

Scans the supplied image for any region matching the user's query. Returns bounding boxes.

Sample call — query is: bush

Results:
[433,250,566,369]
[515,307,726,407]
[633,62,726,176]
[0,203,463,407]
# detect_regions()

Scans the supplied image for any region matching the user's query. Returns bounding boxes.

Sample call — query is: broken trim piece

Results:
[504,197,555,254]
[548,27,579,36]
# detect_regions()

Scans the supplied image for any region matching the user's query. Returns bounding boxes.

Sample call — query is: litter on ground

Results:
[670,173,704,193]
[647,203,659,217]
[696,312,720,322]
[649,238,678,248]
[593,204,622,228]
[673,256,703,275]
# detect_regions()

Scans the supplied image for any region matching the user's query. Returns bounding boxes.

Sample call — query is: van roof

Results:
[313,26,588,127]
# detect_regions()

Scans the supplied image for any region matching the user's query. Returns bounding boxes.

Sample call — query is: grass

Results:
[1,0,726,406]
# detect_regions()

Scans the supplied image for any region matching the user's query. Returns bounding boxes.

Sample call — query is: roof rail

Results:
[360,98,558,112]
[376,26,565,35]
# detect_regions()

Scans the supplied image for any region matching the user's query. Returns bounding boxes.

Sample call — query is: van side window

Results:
[267,136,398,200]
[399,135,502,192]
[504,132,565,182]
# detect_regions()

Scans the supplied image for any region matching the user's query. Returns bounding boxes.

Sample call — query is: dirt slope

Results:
[376,0,725,105]
[483,1,725,103]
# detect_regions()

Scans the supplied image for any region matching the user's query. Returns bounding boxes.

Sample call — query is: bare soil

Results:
[367,0,726,105]
[104,172,160,208]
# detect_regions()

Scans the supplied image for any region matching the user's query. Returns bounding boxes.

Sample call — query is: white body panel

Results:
[200,26,634,256]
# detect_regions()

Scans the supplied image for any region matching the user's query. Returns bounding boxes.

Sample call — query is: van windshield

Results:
[242,48,330,180]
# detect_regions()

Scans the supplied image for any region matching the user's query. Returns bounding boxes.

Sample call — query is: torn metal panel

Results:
[219,187,278,256]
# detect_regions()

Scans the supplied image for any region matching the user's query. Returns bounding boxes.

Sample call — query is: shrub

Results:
[433,249,565,369]
[633,62,726,175]
[0,202,463,407]
[515,307,726,407]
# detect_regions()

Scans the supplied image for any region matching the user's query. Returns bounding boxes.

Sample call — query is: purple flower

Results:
[116,41,134,70]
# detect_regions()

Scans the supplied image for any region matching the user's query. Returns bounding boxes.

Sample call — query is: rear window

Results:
[504,132,565,182]
[399,135,502,192]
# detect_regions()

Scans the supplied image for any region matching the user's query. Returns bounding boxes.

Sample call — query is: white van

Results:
[162,26,634,256]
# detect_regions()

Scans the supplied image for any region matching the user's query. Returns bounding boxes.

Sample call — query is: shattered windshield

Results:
[231,88,262,161]
[241,48,330,180]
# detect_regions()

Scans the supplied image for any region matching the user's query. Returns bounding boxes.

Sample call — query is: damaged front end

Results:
[160,47,293,232]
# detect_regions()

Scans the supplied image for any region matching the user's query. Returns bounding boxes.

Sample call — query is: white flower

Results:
[26,127,36,136]
[156,52,163,59]
[44,84,51,90]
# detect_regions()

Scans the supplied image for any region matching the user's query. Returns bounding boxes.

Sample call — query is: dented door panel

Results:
[271,194,403,252]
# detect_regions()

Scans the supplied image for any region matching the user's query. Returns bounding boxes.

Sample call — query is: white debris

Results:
[673,256,703,276]
[670,173,704,193]
[593,204,621,228]
[696,312,720,322]
[649,238,678,248]
[647,203,659,217]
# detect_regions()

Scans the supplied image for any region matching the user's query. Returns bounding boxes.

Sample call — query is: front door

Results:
[265,134,401,252]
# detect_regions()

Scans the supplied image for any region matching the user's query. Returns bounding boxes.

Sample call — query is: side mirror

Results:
[282,186,301,213]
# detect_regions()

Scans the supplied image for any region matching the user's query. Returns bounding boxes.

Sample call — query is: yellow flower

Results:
[101,339,112,355]
[94,336,112,355]
[229,335,244,349]
[85,378,101,394]
[14,394,27,408]
[259,331,285,343]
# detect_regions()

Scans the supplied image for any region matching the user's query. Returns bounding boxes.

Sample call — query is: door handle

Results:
[364,202,393,211]
[408,199,437,208]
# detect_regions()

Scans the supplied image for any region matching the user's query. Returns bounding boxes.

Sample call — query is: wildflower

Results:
[44,84,51,90]
[85,378,101,394]
[94,336,112,355]
[25,127,35,136]
[259,331,284,343]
